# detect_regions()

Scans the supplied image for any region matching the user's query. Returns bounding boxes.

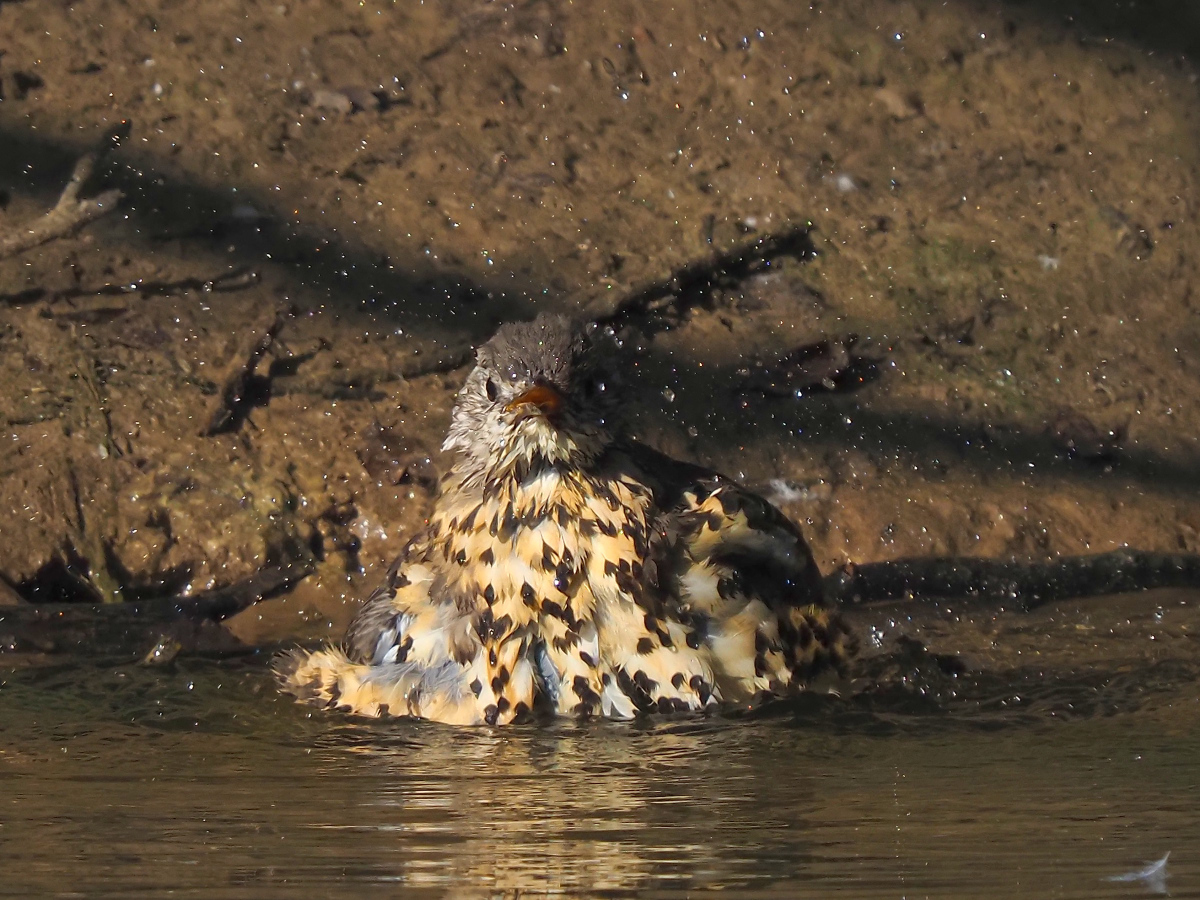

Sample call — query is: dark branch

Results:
[824,550,1200,608]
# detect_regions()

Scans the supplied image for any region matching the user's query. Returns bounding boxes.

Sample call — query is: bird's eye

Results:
[485,378,499,402]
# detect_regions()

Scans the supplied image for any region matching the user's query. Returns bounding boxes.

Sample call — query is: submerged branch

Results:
[201,309,287,435]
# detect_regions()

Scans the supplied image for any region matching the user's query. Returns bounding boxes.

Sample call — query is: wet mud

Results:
[1,0,1199,660]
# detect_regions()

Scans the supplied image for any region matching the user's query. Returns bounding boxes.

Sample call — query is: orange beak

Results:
[505,383,564,419]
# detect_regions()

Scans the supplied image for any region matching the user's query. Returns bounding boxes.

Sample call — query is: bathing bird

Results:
[277,314,855,724]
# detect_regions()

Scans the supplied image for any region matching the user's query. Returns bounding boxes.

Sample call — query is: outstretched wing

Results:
[625,441,855,702]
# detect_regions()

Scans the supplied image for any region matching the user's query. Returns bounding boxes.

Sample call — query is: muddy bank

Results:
[1,0,1199,648]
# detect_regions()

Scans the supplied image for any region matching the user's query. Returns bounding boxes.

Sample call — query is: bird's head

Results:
[443,313,618,482]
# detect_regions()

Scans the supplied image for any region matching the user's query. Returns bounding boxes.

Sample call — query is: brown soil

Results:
[1,0,1199,649]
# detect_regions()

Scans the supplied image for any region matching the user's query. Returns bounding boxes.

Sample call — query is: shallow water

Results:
[4,602,1199,900]
[3,0,1200,895]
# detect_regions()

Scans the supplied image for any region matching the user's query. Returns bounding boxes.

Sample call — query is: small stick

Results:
[0,152,124,260]
[201,309,286,435]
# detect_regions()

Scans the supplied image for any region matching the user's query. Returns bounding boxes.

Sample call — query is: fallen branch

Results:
[824,549,1200,608]
[168,558,315,620]
[0,152,123,260]
[0,560,314,662]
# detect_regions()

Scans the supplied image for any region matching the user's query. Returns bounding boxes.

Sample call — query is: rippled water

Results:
[4,595,1199,900]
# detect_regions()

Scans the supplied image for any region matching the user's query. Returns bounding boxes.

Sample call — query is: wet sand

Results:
[1,1,1199,640]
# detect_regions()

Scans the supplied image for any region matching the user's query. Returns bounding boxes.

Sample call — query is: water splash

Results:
[1106,851,1170,895]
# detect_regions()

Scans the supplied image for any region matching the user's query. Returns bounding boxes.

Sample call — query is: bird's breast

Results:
[432,470,653,630]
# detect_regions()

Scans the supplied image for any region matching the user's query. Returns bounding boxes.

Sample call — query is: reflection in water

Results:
[322,720,827,896]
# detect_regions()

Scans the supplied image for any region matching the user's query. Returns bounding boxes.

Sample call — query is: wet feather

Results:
[276,313,855,724]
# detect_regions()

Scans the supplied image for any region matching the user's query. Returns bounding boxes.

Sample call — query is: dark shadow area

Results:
[1006,0,1200,60]
[640,345,1200,494]
[4,561,313,659]
[3,125,1199,501]
[0,127,540,367]
[595,225,818,331]
[848,650,1200,724]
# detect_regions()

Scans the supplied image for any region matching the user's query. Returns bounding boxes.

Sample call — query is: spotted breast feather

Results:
[276,312,856,724]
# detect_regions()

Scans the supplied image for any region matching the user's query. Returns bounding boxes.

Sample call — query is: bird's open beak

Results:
[505,383,564,419]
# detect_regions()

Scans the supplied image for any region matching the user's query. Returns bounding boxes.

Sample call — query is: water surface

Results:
[4,606,1198,899]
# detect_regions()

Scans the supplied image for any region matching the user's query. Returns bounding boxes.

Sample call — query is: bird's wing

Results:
[278,534,530,724]
[344,536,473,667]
[622,441,855,702]
[622,441,824,607]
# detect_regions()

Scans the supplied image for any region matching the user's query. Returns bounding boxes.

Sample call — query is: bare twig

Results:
[0,153,123,260]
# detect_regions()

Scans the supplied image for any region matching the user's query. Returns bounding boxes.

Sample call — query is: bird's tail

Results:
[274,646,485,724]
[274,646,390,716]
